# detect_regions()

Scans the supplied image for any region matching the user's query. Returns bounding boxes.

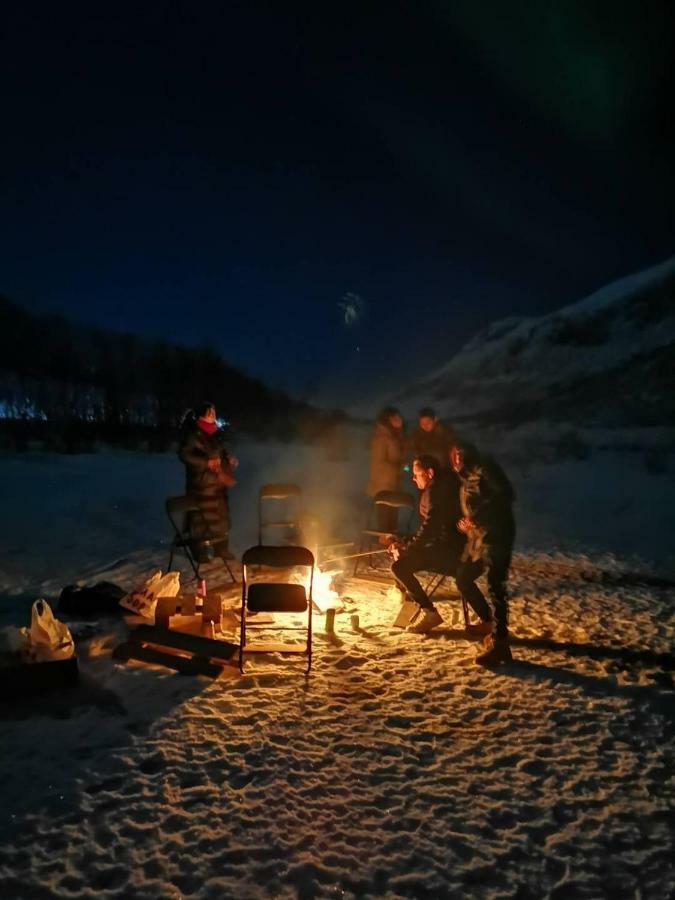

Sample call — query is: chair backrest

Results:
[373,490,415,509]
[166,496,217,556]
[259,483,302,500]
[242,544,314,569]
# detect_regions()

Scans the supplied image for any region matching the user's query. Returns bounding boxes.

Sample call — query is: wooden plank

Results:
[243,641,308,654]
[348,572,393,586]
[127,625,238,660]
[392,599,421,628]
[113,641,223,677]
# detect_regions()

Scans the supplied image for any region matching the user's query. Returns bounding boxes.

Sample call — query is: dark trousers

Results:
[391,542,460,610]
[455,543,512,638]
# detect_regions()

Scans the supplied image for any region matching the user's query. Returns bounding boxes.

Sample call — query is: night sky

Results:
[2,2,674,408]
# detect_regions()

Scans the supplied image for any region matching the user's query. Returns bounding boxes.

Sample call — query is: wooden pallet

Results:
[113,623,238,677]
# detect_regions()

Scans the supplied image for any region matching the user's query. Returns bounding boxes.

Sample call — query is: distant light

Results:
[339,292,365,327]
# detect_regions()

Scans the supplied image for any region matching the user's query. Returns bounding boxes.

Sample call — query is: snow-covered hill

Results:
[397,256,675,426]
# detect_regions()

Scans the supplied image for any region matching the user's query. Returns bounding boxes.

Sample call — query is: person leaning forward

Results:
[451,441,516,666]
[389,454,464,634]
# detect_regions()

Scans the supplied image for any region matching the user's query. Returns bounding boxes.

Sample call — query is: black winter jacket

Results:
[409,473,453,549]
[177,425,232,541]
[458,455,515,560]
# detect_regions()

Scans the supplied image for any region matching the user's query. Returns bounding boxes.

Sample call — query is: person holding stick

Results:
[389,454,464,634]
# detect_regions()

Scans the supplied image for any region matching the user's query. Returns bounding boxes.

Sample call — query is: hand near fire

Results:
[388,538,405,561]
[227,454,239,469]
[457,517,475,534]
[207,458,221,472]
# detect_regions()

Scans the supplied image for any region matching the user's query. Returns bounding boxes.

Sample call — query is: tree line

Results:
[0,296,346,452]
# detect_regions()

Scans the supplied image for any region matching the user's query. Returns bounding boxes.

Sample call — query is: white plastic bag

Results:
[120,570,181,618]
[28,600,75,662]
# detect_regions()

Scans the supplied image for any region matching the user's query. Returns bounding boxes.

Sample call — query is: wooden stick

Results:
[320,548,390,567]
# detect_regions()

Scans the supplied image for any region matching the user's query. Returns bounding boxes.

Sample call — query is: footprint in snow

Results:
[335,654,368,670]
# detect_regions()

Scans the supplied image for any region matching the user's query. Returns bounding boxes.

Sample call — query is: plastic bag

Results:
[28,600,75,661]
[120,570,181,618]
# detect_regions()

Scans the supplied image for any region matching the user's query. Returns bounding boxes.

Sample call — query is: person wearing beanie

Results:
[178,402,238,561]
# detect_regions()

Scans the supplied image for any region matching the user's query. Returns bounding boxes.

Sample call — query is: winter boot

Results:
[466,619,493,638]
[406,607,443,634]
[475,634,512,666]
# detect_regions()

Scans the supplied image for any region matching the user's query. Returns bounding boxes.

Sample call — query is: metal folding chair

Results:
[354,490,416,575]
[258,483,303,545]
[166,495,236,584]
[425,570,470,627]
[239,545,314,674]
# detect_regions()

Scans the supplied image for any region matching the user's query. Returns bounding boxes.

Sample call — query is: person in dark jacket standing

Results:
[178,402,238,560]
[366,407,406,536]
[451,442,516,666]
[389,454,464,634]
[409,407,457,468]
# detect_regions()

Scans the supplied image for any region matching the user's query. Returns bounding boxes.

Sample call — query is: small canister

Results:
[325,608,336,633]
[351,614,360,631]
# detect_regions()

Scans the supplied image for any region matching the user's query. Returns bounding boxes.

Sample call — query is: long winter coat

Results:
[178,425,232,545]
[409,421,457,467]
[366,422,405,496]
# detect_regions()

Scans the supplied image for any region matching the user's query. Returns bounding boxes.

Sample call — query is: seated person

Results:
[389,455,464,634]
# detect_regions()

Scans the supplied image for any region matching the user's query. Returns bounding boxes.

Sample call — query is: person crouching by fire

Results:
[451,441,516,666]
[389,454,464,634]
[178,402,238,561]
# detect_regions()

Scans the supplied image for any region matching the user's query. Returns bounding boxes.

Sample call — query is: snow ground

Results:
[0,442,674,899]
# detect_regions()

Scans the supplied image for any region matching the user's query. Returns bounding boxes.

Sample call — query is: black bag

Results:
[58,581,127,616]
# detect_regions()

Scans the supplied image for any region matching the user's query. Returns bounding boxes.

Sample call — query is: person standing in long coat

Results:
[366,407,406,535]
[178,402,237,560]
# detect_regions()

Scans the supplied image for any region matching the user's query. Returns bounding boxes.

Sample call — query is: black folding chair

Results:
[258,483,303,545]
[425,569,470,628]
[239,545,314,674]
[166,495,236,584]
[354,490,416,575]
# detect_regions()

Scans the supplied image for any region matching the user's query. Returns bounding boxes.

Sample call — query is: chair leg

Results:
[184,546,200,581]
[306,604,312,675]
[426,573,444,600]
[223,559,237,584]
[239,592,246,674]
[353,537,365,576]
